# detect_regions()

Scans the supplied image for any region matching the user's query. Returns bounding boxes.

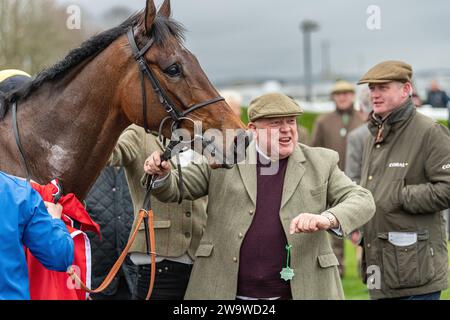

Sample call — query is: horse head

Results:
[0,0,248,198]
[119,0,247,166]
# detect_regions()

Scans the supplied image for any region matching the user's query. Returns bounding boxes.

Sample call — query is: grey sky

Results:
[58,0,450,83]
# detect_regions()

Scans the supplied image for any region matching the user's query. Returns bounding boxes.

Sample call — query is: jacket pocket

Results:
[317,253,339,268]
[138,220,171,230]
[379,231,435,289]
[195,243,214,257]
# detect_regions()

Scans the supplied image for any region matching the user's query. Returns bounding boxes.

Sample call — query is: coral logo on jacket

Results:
[388,162,408,168]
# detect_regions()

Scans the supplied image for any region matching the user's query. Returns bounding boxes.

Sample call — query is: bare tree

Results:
[0,0,86,75]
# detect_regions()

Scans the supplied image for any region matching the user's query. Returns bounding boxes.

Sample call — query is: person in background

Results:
[359,60,450,300]
[312,80,366,277]
[344,86,372,275]
[345,86,372,185]
[108,125,207,300]
[84,167,137,300]
[425,79,449,109]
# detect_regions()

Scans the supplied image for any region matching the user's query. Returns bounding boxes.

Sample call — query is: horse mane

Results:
[0,10,185,120]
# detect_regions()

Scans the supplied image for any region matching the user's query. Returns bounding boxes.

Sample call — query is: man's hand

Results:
[290,213,331,234]
[143,151,172,178]
[44,202,63,220]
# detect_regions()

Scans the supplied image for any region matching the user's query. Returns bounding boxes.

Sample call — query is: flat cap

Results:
[248,93,303,122]
[358,60,413,85]
[331,80,355,94]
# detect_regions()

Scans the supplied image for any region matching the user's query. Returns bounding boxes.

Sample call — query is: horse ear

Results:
[144,0,157,33]
[158,0,171,18]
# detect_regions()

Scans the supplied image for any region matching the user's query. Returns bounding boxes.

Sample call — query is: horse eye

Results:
[164,64,182,77]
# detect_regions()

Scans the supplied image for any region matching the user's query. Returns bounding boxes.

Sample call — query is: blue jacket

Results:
[0,172,74,300]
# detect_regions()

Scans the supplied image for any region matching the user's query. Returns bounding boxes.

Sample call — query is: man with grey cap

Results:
[358,60,450,300]
[143,92,375,300]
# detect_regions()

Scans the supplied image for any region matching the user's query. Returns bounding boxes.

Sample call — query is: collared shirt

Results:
[0,172,74,300]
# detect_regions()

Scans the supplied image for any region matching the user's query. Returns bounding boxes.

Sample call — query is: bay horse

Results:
[0,0,244,200]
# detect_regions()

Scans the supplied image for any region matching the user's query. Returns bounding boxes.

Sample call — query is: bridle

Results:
[126,27,224,148]
[127,25,232,202]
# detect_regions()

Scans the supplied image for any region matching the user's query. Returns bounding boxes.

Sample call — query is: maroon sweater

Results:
[237,155,292,299]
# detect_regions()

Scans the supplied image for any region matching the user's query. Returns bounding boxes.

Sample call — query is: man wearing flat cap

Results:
[358,60,450,300]
[312,80,366,277]
[312,80,366,170]
[0,69,31,93]
[143,92,375,300]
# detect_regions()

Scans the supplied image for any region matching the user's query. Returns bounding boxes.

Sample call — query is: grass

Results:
[342,240,450,300]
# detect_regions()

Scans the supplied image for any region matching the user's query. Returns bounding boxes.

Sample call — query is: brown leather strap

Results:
[67,209,157,300]
[145,209,156,300]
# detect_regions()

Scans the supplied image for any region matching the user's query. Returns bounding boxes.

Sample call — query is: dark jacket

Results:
[85,167,136,296]
[312,108,365,170]
[426,90,449,109]
[360,99,450,299]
